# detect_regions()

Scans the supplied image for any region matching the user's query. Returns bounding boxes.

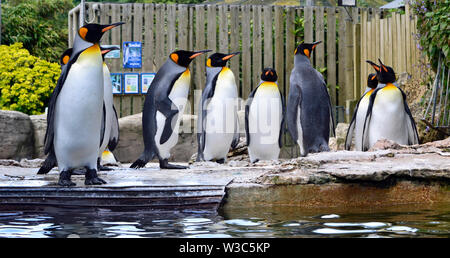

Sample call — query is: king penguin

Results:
[42,22,124,186]
[344,72,379,151]
[196,52,240,163]
[97,46,120,171]
[361,59,419,151]
[286,41,335,157]
[130,49,211,169]
[37,46,121,174]
[245,68,285,163]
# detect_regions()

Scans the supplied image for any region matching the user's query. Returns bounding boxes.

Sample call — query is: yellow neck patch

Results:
[260,81,278,88]
[206,58,212,67]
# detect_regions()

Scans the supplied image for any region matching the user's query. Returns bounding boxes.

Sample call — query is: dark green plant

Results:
[411,0,450,70]
[1,0,74,63]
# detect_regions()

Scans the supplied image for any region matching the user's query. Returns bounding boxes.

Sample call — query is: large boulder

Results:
[113,113,198,163]
[0,110,34,160]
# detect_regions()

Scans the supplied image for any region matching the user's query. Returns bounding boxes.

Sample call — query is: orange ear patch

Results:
[79,27,88,40]
[171,53,179,64]
[62,55,70,65]
[206,58,212,67]
[303,49,310,58]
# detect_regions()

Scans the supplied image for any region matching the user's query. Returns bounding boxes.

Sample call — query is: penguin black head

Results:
[378,59,396,84]
[294,41,321,59]
[367,73,378,89]
[100,46,120,61]
[60,48,73,66]
[170,49,212,67]
[206,52,240,67]
[78,22,125,44]
[261,68,278,82]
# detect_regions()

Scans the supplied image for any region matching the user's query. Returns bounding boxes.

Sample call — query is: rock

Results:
[113,113,197,163]
[368,138,401,151]
[328,123,349,151]
[19,158,45,168]
[30,114,47,158]
[0,111,34,160]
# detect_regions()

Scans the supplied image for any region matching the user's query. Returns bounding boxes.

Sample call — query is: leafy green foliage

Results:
[0,43,61,115]
[1,0,74,63]
[411,0,450,69]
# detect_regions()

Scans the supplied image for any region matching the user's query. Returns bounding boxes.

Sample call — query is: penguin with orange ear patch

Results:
[130,49,211,169]
[42,22,124,186]
[361,59,419,151]
[286,41,335,157]
[345,71,379,151]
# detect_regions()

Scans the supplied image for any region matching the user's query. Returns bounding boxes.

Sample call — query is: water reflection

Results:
[0,203,447,238]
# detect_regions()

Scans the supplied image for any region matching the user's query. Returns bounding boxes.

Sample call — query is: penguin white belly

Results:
[99,64,114,155]
[54,52,104,171]
[248,85,282,162]
[203,69,238,161]
[154,71,190,159]
[367,86,408,148]
[296,105,306,156]
[354,92,372,151]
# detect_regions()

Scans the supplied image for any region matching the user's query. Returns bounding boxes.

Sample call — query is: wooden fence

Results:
[68,3,422,121]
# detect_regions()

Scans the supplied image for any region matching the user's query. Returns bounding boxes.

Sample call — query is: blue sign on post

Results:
[123,41,142,69]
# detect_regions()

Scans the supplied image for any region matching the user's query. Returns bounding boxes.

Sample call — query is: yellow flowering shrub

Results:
[0,43,61,115]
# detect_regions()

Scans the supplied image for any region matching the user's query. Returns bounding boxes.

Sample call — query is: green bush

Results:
[1,0,74,63]
[0,43,61,115]
[411,0,450,69]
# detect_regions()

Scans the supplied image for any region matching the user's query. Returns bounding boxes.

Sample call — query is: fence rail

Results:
[68,3,422,120]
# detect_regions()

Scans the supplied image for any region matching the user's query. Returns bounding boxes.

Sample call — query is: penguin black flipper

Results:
[231,116,240,150]
[345,96,364,150]
[108,105,120,151]
[361,88,381,151]
[398,87,420,145]
[244,85,260,146]
[286,84,302,144]
[37,147,57,174]
[279,89,286,148]
[100,101,106,147]
[197,71,220,160]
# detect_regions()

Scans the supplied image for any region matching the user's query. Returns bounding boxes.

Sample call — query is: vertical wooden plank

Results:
[295,8,303,45]
[178,4,189,51]
[337,7,346,107]
[143,4,154,73]
[285,7,295,96]
[110,4,122,117]
[370,9,376,67]
[387,16,393,67]
[391,12,397,70]
[354,23,361,100]
[315,7,325,70]
[360,9,367,93]
[263,5,273,69]
[187,5,195,116]
[304,6,313,43]
[344,19,354,123]
[327,7,337,106]
[68,11,73,47]
[155,4,166,69]
[132,3,144,115]
[400,13,407,73]
[121,4,133,117]
[207,5,217,52]
[374,9,380,63]
[241,5,251,99]
[274,6,285,98]
[229,5,240,92]
[396,12,402,72]
[252,5,262,90]
[195,5,206,92]
[405,4,412,74]
[218,5,228,53]
[167,5,176,53]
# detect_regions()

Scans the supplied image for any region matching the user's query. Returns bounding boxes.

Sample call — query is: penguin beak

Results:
[378,58,388,73]
[222,52,240,61]
[366,60,380,72]
[101,22,125,33]
[101,46,120,55]
[189,50,212,59]
[312,41,322,51]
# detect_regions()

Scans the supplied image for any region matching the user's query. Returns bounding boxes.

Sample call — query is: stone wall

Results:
[0,110,34,160]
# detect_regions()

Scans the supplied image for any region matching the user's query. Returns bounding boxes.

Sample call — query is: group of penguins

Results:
[36,22,419,187]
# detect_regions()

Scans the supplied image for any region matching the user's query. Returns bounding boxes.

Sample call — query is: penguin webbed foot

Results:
[130,158,148,169]
[159,159,188,169]
[97,158,114,171]
[58,171,76,187]
[216,158,225,164]
[84,168,107,185]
